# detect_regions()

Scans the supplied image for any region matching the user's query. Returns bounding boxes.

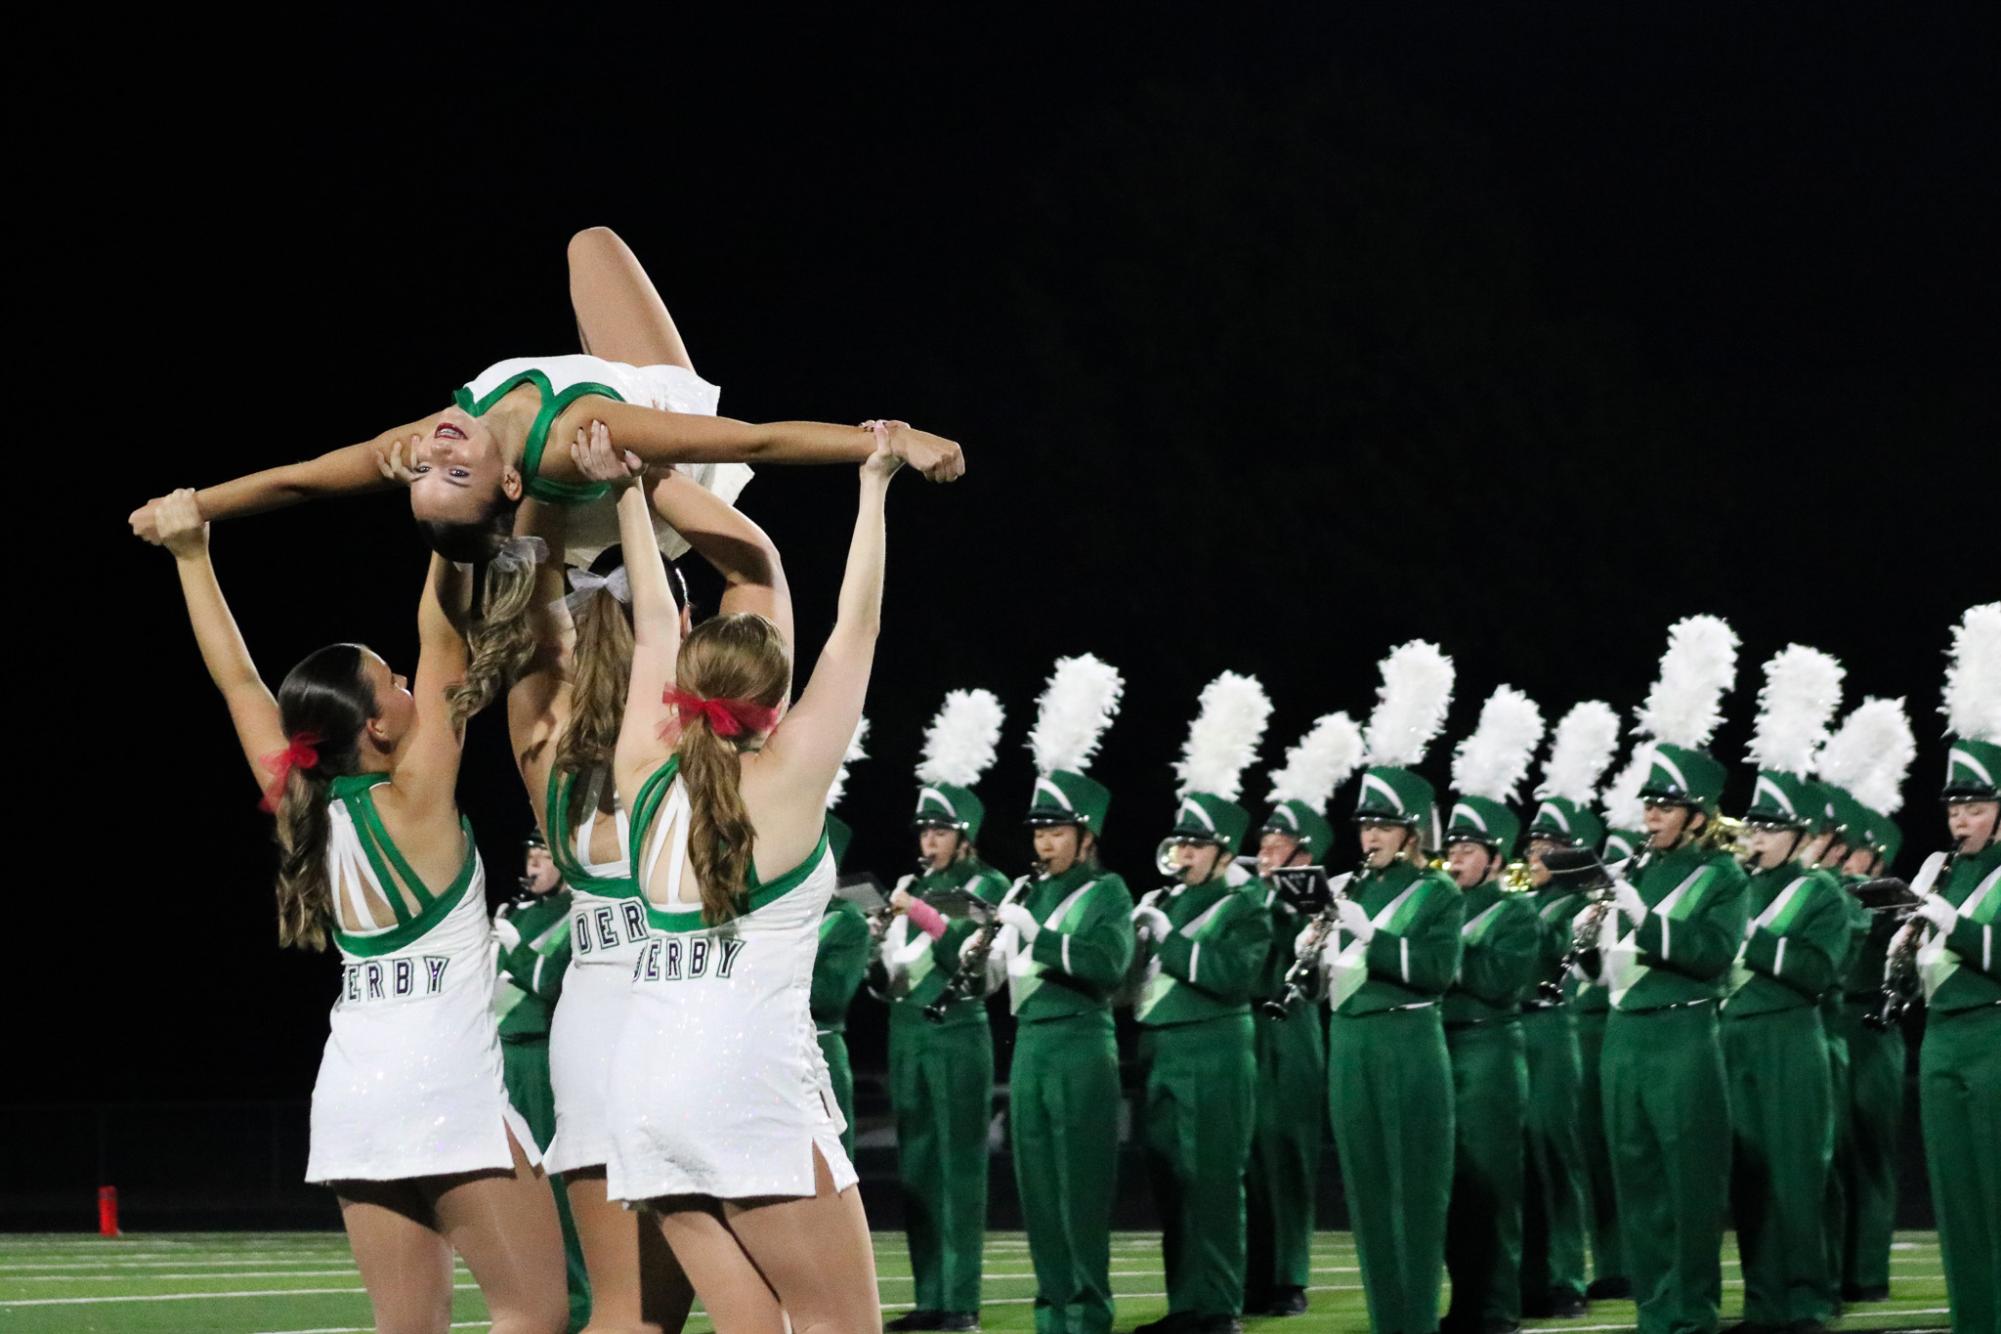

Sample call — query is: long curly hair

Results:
[421,509,539,726]
[673,614,791,924]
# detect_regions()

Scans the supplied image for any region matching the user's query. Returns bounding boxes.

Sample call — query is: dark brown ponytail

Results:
[672,614,791,924]
[271,645,374,951]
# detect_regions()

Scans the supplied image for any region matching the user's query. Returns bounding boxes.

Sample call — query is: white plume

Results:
[1600,736,1655,831]
[1451,686,1546,803]
[1028,654,1125,777]
[1820,698,1918,816]
[1634,615,1740,747]
[1267,712,1367,809]
[1746,645,1846,775]
[825,716,870,809]
[1363,640,1455,767]
[916,689,1006,787]
[1536,701,1622,804]
[1173,671,1273,800]
[1942,602,2001,744]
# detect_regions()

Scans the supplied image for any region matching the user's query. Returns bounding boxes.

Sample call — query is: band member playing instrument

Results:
[1516,702,1620,1320]
[1720,647,1852,1334]
[1437,688,1546,1334]
[975,655,1135,1334]
[878,688,1012,1333]
[1304,641,1464,1334]
[1244,713,1365,1318]
[816,728,874,1159]
[1912,605,2001,1334]
[1594,617,1750,1334]
[1813,699,1918,1306]
[1129,674,1276,1334]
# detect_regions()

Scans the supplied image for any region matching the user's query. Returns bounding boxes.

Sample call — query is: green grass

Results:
[0,1230,1953,1333]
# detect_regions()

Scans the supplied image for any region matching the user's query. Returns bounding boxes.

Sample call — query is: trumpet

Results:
[1261,860,1361,1019]
[1703,813,1751,862]
[922,878,1027,1024]
[1501,859,1534,893]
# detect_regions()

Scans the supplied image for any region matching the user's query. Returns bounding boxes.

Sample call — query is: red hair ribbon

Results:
[258,731,322,812]
[662,686,780,740]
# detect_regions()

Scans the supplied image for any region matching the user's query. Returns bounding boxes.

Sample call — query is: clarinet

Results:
[1538,846,1650,1001]
[1260,860,1363,1019]
[923,874,1033,1024]
[1864,849,1955,1032]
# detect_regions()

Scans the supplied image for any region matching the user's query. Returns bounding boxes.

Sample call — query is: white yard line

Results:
[0,1282,477,1307]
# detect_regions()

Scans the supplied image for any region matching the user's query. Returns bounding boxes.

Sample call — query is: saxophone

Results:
[1260,861,1362,1019]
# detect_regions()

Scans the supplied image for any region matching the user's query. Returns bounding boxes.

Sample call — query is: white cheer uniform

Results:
[307,777,534,1184]
[455,354,752,568]
[605,759,856,1202]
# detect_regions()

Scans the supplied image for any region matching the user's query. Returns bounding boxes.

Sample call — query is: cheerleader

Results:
[128,226,964,728]
[506,422,795,1334]
[601,424,907,1332]
[145,490,566,1334]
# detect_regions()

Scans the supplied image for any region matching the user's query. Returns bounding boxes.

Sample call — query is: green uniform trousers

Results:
[1520,1006,1590,1305]
[1012,1012,1122,1334]
[1574,1007,1625,1286]
[1330,1006,1454,1334]
[1603,1004,1730,1334]
[1141,1013,1257,1319]
[1444,1020,1528,1331]
[1820,1018,1852,1311]
[818,1029,857,1159]
[1246,1004,1325,1300]
[1722,1007,1834,1328]
[890,1013,994,1313]
[1833,1003,1904,1293]
[502,1037,591,1334]
[1920,1003,2001,1334]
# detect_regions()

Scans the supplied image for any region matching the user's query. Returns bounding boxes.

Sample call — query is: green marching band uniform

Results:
[1583,782,1647,1302]
[814,813,872,1158]
[491,835,590,1334]
[1245,794,1338,1316]
[994,765,1136,1334]
[1597,740,1749,1334]
[1440,788,1541,1334]
[1519,792,1604,1315]
[1133,790,1273,1331]
[1323,761,1465,1334]
[1917,718,2001,1334]
[1720,647,1852,1334]
[1807,780,1871,1314]
[880,775,1011,1326]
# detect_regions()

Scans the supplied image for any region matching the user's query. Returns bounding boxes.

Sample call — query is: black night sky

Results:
[49,7,1997,1108]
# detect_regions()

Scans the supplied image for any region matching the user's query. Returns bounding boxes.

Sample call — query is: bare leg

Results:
[569,228,696,372]
[567,1167,698,1334]
[653,1198,788,1334]
[723,1145,882,1334]
[338,1179,455,1334]
[427,1128,569,1334]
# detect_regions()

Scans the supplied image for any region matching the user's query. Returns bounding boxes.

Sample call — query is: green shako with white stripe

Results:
[1023,654,1125,835]
[1738,645,1846,830]
[1526,700,1621,851]
[913,688,1008,842]
[1444,685,1546,858]
[1164,671,1274,857]
[1354,640,1456,845]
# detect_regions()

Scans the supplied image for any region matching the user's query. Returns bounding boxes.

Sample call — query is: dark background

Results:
[27,6,1996,1169]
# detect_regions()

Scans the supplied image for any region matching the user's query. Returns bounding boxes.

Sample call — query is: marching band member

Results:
[879,689,1012,1333]
[1130,674,1276,1334]
[1516,702,1621,1319]
[1814,699,1917,1306]
[1720,647,1850,1334]
[1911,604,2001,1334]
[979,655,1136,1334]
[1439,687,1546,1334]
[1306,641,1464,1334]
[1245,712,1366,1317]
[1595,617,1749,1334]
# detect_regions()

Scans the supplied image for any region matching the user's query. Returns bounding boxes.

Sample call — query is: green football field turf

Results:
[0,1230,1953,1333]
